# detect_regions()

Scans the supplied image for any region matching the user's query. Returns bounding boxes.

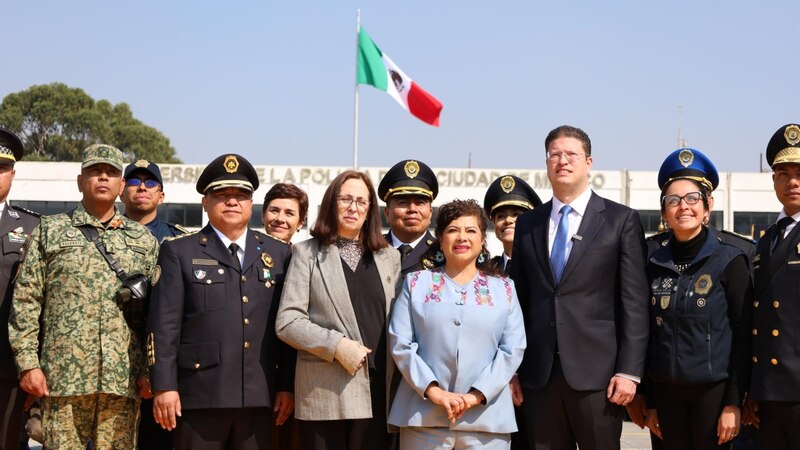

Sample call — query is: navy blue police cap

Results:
[124,160,164,185]
[0,127,24,164]
[196,154,259,194]
[766,123,800,168]
[657,148,719,191]
[483,175,542,217]
[378,159,438,202]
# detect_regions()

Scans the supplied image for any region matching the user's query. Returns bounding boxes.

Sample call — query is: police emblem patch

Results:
[660,296,670,309]
[661,278,674,289]
[224,155,239,173]
[261,252,273,268]
[678,149,694,167]
[135,159,150,168]
[785,124,800,146]
[194,269,207,280]
[152,265,161,286]
[694,274,712,295]
[404,160,420,179]
[500,176,516,193]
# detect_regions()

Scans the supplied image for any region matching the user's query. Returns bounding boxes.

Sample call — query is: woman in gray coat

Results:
[276,170,401,450]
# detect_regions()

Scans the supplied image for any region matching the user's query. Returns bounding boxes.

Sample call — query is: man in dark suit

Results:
[0,128,39,450]
[378,159,438,278]
[510,125,649,450]
[148,154,295,449]
[745,123,800,450]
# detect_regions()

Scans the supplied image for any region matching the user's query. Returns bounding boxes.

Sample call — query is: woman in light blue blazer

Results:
[388,199,527,450]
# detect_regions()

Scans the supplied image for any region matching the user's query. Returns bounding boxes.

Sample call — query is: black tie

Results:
[398,244,413,262]
[229,243,241,269]
[505,258,512,275]
[773,217,796,251]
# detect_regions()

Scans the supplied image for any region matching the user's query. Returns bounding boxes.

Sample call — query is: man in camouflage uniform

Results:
[8,144,159,449]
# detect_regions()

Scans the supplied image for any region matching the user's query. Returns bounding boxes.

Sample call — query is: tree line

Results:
[0,83,181,163]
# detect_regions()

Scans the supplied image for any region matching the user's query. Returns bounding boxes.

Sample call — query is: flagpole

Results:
[352,9,361,169]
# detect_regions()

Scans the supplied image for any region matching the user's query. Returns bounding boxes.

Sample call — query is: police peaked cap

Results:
[657,148,719,191]
[0,127,24,164]
[196,154,259,194]
[483,175,542,216]
[378,159,438,202]
[766,123,800,168]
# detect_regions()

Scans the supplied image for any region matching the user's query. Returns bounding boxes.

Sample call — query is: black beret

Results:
[766,123,800,168]
[378,159,438,202]
[484,175,542,216]
[196,154,259,194]
[0,127,24,164]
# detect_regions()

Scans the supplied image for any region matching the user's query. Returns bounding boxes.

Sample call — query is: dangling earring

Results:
[477,253,486,264]
[433,250,445,264]
[659,217,669,231]
[702,216,709,226]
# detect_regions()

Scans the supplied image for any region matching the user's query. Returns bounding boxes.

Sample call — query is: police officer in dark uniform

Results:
[378,159,438,278]
[483,174,540,450]
[121,160,187,243]
[147,154,295,449]
[745,124,800,450]
[635,148,753,449]
[0,128,40,450]
[483,175,542,275]
[119,160,186,450]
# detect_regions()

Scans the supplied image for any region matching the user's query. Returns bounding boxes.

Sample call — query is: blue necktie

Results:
[550,205,572,283]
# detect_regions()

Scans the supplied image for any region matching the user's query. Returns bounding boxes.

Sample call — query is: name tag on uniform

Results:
[192,258,218,266]
[7,231,27,244]
[60,240,83,248]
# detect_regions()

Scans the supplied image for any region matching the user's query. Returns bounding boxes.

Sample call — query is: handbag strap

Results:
[67,209,128,281]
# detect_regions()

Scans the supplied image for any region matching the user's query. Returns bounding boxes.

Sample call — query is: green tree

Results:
[0,83,181,163]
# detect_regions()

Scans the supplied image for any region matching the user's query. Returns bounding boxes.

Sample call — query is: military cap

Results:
[766,123,800,168]
[483,175,542,216]
[378,159,438,202]
[196,153,259,194]
[82,144,124,171]
[657,147,719,191]
[0,127,24,164]
[124,159,164,185]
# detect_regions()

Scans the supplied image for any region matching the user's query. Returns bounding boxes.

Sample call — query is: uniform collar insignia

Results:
[8,209,19,219]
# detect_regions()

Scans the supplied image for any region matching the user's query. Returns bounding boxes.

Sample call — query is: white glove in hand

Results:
[334,338,369,376]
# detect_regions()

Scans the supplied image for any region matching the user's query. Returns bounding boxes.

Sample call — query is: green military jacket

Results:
[9,204,158,399]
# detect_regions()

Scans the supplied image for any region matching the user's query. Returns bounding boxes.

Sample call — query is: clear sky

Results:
[3,1,797,172]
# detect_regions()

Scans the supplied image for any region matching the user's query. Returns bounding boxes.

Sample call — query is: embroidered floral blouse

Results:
[388,269,526,433]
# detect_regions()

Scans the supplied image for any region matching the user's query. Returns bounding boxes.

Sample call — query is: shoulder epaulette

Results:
[169,223,191,234]
[164,230,198,242]
[11,204,41,218]
[720,229,756,244]
[263,232,290,244]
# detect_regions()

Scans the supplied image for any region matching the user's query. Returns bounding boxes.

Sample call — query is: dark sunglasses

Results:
[126,178,160,189]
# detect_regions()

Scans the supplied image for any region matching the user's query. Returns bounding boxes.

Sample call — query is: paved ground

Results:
[29,422,653,449]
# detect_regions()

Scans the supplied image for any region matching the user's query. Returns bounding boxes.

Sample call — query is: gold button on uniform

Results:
[772,329,779,337]
[241,275,247,282]
[242,296,249,303]
[752,356,758,363]
[771,358,778,366]
[244,341,251,349]
[753,300,759,308]
[244,318,250,325]
[752,329,758,335]
[774,300,780,308]
[194,363,200,369]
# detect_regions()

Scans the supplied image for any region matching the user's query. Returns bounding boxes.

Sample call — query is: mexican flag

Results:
[357,27,443,127]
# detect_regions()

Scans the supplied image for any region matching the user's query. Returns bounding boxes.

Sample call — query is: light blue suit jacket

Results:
[388,269,526,433]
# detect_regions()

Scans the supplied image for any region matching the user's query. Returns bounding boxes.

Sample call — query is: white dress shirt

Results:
[211,225,247,267]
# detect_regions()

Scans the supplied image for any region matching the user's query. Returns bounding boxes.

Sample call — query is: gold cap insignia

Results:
[500,176,516,193]
[694,274,712,295]
[785,125,800,146]
[135,159,150,168]
[261,252,274,268]
[224,155,239,174]
[404,160,420,179]
[678,149,694,168]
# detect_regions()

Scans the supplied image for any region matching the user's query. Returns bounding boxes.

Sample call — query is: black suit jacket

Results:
[750,219,800,402]
[148,225,295,409]
[0,205,40,380]
[510,192,649,392]
[385,230,436,280]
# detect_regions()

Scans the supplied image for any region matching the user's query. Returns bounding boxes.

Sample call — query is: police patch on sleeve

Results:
[151,265,161,287]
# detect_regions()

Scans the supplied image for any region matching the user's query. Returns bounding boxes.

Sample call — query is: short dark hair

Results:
[424,199,503,277]
[262,183,309,224]
[660,178,711,215]
[311,170,388,252]
[544,125,592,157]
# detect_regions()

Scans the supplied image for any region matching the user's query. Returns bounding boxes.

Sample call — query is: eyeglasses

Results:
[662,192,704,207]
[337,196,370,212]
[546,151,586,163]
[126,178,160,189]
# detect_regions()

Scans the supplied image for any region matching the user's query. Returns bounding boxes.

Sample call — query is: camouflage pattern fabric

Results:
[43,393,139,450]
[8,204,158,398]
